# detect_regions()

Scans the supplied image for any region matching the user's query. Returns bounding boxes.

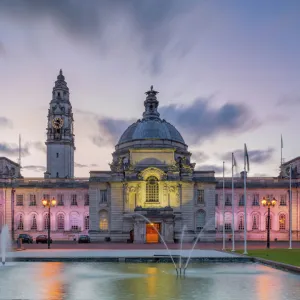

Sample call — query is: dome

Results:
[118,118,185,144]
[116,86,186,150]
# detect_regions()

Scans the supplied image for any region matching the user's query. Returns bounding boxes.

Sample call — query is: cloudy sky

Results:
[0,0,299,177]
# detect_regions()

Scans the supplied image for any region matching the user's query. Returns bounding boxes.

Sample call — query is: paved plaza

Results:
[18,241,300,250]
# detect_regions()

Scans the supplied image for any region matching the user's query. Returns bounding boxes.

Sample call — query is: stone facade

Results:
[0,75,299,243]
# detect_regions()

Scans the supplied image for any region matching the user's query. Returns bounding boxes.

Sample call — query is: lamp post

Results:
[261,196,276,249]
[42,197,56,249]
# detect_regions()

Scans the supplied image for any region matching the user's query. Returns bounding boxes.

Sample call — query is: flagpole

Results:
[231,153,235,252]
[222,161,226,251]
[243,144,248,255]
[289,163,292,249]
[281,134,283,167]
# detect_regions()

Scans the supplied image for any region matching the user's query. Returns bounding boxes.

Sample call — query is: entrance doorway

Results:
[146,223,160,243]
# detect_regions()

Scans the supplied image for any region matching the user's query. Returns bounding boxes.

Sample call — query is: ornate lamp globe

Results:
[51,198,57,206]
[271,198,277,207]
[261,197,267,206]
[42,199,48,206]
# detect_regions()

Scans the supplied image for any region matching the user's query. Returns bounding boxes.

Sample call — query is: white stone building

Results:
[0,72,299,243]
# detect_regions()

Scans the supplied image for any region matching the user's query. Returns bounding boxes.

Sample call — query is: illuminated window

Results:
[99,210,108,231]
[146,176,159,202]
[279,214,286,230]
[31,215,37,230]
[57,214,65,230]
[265,215,272,230]
[252,214,259,230]
[238,215,244,230]
[17,215,24,230]
[85,215,89,230]
[44,213,50,230]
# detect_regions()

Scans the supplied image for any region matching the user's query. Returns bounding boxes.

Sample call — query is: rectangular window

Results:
[280,195,287,206]
[16,195,24,206]
[84,194,89,206]
[252,194,259,206]
[239,195,244,206]
[29,194,36,206]
[56,153,59,158]
[85,216,89,230]
[57,194,64,206]
[100,190,108,203]
[225,194,232,206]
[71,194,77,206]
[215,194,219,206]
[196,189,205,204]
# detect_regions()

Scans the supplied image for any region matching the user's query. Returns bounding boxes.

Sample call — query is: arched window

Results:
[196,210,205,230]
[238,215,244,230]
[252,214,259,230]
[224,212,232,231]
[44,213,49,230]
[85,215,89,230]
[17,215,24,230]
[99,210,108,231]
[70,213,79,231]
[57,214,65,230]
[146,176,159,202]
[279,214,286,230]
[31,215,37,230]
[265,215,272,230]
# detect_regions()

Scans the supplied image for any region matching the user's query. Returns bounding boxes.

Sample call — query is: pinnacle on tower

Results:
[53,69,68,93]
[143,85,160,120]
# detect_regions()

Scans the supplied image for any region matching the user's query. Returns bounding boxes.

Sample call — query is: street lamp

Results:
[42,197,56,249]
[261,196,277,249]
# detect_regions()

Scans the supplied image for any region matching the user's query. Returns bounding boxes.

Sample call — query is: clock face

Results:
[52,117,64,129]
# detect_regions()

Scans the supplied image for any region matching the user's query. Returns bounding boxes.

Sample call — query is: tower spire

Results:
[142,85,160,120]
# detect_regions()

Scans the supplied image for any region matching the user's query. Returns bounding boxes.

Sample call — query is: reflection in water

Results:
[0,262,299,300]
[36,262,65,300]
[146,267,157,297]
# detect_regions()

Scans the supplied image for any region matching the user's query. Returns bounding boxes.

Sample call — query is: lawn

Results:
[237,249,300,267]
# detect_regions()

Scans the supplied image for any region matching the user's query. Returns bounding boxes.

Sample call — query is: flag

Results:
[232,152,237,169]
[244,143,250,172]
[281,134,283,149]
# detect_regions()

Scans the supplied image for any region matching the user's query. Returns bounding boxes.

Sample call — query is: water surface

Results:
[0,262,299,299]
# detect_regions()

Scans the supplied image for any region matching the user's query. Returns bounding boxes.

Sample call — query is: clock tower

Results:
[44,70,75,179]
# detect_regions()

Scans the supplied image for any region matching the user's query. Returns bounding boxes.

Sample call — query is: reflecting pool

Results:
[0,262,299,299]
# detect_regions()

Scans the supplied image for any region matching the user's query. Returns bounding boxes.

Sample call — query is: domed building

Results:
[88,86,217,243]
[0,71,299,244]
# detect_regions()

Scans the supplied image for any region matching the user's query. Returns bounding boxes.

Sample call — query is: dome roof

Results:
[116,86,186,150]
[118,118,185,144]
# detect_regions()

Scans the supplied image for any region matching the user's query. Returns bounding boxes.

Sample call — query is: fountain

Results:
[182,217,216,274]
[0,225,10,266]
[130,213,179,274]
[130,213,216,277]
[178,225,186,275]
